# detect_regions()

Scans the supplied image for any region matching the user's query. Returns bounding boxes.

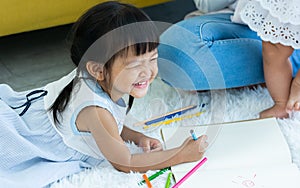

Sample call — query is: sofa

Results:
[0,0,169,37]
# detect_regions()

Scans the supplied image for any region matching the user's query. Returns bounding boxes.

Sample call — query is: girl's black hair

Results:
[50,1,159,124]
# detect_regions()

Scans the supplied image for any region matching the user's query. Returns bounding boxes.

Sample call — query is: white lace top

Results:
[240,0,300,49]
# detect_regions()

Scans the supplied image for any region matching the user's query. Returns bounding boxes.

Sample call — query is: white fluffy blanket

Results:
[51,79,300,188]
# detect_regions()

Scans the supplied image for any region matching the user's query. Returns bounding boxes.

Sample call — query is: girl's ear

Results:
[86,61,105,81]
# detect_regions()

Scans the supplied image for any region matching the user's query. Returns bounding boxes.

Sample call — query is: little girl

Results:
[240,0,300,118]
[0,1,208,187]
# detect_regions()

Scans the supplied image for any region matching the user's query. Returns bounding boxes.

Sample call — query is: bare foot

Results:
[260,103,289,119]
[286,79,300,113]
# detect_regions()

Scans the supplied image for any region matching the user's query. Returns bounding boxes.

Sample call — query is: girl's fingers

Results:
[150,147,162,152]
[198,135,208,143]
[142,146,150,153]
[198,135,208,152]
[150,142,163,152]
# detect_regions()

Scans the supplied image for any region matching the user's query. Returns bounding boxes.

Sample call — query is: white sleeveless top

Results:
[44,69,127,160]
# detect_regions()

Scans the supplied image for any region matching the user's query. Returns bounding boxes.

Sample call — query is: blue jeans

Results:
[158,13,300,90]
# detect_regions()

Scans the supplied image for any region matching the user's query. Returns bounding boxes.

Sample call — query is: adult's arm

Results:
[193,0,236,13]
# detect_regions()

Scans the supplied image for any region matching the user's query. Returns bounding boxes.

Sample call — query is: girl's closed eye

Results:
[125,61,143,69]
[150,57,158,63]
[125,57,157,69]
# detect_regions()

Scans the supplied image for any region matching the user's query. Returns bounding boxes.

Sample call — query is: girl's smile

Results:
[133,80,149,89]
[98,49,158,102]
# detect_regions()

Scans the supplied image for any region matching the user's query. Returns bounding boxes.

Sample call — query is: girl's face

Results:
[105,48,158,101]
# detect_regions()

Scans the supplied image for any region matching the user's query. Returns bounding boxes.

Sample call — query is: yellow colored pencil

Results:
[143,111,205,130]
[134,105,197,127]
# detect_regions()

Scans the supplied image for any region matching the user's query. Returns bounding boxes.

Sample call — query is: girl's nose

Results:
[141,61,152,76]
[139,62,152,77]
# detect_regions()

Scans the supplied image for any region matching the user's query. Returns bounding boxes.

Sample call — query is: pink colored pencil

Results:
[172,157,208,188]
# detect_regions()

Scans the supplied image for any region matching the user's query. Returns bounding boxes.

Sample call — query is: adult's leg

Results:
[158,13,264,90]
[287,50,300,112]
[260,42,294,118]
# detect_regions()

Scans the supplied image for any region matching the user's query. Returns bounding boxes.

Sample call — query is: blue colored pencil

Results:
[134,103,206,127]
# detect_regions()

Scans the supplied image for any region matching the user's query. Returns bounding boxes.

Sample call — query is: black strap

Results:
[10,90,48,116]
[126,95,134,115]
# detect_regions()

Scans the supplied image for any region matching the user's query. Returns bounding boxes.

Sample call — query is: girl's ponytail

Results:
[49,80,74,124]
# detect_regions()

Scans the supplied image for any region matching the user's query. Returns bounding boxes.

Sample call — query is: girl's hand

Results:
[179,135,208,163]
[138,135,163,153]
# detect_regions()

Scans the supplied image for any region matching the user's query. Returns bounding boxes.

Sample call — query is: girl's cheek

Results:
[152,66,158,75]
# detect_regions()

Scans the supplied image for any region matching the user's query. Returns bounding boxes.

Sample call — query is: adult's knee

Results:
[263,42,294,62]
[158,13,264,90]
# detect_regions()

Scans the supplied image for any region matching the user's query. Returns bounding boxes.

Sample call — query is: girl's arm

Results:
[121,126,163,153]
[120,125,144,145]
[193,0,236,13]
[76,106,208,173]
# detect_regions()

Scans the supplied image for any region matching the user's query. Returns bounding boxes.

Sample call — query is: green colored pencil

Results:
[138,167,170,186]
[165,172,172,188]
